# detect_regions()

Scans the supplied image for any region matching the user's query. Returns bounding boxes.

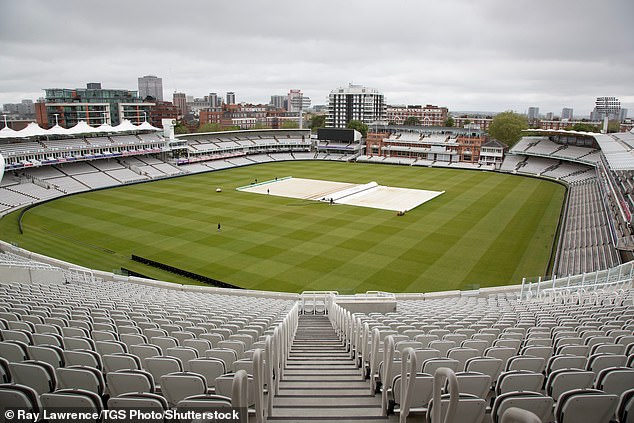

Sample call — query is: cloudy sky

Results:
[1,0,632,117]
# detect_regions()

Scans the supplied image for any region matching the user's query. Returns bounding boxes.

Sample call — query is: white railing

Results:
[65,267,96,284]
[520,260,634,302]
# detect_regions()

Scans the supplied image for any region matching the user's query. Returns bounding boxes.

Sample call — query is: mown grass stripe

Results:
[0,161,565,293]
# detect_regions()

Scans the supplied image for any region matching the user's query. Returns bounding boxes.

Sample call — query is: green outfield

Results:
[0,161,566,293]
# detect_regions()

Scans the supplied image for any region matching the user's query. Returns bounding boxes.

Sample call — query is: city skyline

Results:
[1,0,632,115]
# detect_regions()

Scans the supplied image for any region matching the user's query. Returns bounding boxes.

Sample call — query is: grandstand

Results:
[0,242,632,422]
[0,124,634,421]
[556,180,621,275]
[178,129,313,166]
[501,130,634,276]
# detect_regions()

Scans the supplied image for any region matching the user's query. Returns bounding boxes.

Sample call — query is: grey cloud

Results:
[1,0,632,115]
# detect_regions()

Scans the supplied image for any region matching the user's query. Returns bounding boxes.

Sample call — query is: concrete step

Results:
[274,396,381,406]
[271,314,383,422]
[292,342,343,345]
[277,387,370,396]
[289,353,351,358]
[279,380,369,389]
[286,361,357,369]
[290,347,347,352]
[283,369,362,376]
[282,374,363,381]
[270,406,383,418]
[286,358,352,364]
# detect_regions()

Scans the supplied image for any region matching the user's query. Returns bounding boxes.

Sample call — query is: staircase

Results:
[269,314,386,422]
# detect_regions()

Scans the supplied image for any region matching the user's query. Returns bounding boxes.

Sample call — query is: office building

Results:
[3,100,35,118]
[173,92,187,118]
[527,107,540,121]
[226,92,236,105]
[209,93,220,110]
[619,108,628,122]
[187,96,210,116]
[138,75,163,101]
[561,107,574,120]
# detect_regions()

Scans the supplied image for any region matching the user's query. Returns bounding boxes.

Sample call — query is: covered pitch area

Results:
[237,177,444,212]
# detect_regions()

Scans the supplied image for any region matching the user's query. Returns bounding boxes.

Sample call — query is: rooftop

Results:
[524,128,634,171]
[330,83,382,95]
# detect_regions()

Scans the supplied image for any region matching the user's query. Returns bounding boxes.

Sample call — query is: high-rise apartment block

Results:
[270,95,287,110]
[326,83,385,128]
[591,96,621,121]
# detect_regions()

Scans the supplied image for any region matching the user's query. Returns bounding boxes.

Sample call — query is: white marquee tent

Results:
[0,120,160,139]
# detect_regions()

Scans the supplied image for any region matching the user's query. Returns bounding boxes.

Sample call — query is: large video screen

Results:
[317,128,355,142]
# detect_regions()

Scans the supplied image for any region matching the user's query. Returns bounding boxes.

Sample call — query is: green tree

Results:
[487,111,528,148]
[281,120,299,129]
[309,114,327,131]
[197,123,222,133]
[444,116,455,127]
[571,122,600,132]
[607,120,620,133]
[347,120,368,137]
[174,122,190,134]
[404,116,421,126]
[252,122,270,130]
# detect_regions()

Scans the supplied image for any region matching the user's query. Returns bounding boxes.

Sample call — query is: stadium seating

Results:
[0,257,299,421]
[0,241,633,421]
[500,133,632,277]
[1,127,633,421]
[556,179,620,275]
[324,271,632,422]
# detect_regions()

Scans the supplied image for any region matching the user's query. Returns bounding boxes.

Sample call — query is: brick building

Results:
[385,104,448,126]
[148,101,179,128]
